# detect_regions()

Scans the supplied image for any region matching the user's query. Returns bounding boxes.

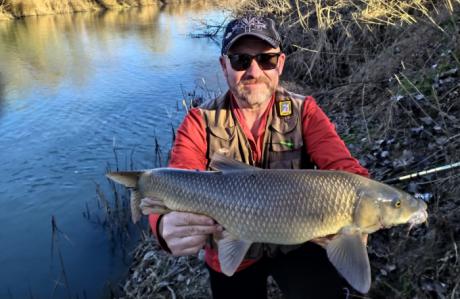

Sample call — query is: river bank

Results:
[0,0,221,20]
[118,0,460,298]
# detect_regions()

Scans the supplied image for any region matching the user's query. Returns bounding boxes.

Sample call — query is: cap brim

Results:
[222,32,279,55]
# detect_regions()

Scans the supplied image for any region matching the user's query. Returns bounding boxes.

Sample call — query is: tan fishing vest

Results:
[200,87,315,170]
[199,87,315,258]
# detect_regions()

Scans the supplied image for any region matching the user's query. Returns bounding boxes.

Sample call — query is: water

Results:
[0,4,226,298]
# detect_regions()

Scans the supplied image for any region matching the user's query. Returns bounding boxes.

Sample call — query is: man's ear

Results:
[277,52,286,76]
[219,56,228,76]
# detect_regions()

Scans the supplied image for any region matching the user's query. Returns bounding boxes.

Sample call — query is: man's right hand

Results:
[159,211,223,256]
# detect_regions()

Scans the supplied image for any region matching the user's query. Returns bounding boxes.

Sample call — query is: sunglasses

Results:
[225,53,281,71]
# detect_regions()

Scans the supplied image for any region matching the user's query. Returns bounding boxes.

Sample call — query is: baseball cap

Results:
[221,16,282,55]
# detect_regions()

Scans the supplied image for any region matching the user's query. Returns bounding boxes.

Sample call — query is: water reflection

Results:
[0,3,226,298]
[0,7,164,99]
[0,72,4,117]
[0,2,227,102]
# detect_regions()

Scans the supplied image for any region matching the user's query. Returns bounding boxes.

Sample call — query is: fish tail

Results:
[106,171,144,223]
[106,171,141,188]
[106,171,170,223]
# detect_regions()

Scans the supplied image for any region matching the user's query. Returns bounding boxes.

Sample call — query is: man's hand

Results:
[159,211,223,256]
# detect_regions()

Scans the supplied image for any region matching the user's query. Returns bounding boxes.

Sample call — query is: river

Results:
[0,3,226,298]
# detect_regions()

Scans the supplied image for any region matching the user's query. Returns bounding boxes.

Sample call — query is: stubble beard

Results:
[231,78,276,108]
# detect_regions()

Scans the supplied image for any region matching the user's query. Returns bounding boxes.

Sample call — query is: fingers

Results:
[172,211,216,226]
[170,225,223,238]
[159,211,222,257]
[168,235,208,256]
[161,212,222,237]
[140,197,169,215]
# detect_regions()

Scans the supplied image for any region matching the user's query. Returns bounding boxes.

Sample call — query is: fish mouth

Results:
[408,210,428,229]
[377,209,428,231]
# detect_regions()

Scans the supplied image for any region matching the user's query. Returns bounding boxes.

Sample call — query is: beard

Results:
[230,77,276,108]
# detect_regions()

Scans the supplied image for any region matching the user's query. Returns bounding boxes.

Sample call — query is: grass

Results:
[120,234,211,299]
[237,0,459,88]
[0,0,156,18]
[233,0,460,298]
[50,216,73,299]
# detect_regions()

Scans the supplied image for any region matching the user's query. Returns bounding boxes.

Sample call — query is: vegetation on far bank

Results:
[0,0,224,20]
[241,0,460,298]
[0,0,153,20]
[119,1,460,298]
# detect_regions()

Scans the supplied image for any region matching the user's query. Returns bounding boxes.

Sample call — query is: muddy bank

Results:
[0,0,217,19]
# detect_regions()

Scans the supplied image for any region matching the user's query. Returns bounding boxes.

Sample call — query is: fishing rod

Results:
[383,161,460,184]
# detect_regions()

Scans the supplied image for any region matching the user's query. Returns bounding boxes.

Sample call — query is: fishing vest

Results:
[199,87,315,258]
[200,87,315,170]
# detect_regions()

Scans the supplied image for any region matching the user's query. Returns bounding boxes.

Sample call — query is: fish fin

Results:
[140,197,171,215]
[209,153,261,172]
[106,171,142,188]
[130,189,143,223]
[326,227,371,294]
[216,230,252,276]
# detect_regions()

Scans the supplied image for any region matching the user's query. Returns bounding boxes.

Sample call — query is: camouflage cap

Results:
[221,16,281,55]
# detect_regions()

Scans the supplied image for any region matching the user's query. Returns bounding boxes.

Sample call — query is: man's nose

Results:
[244,58,264,77]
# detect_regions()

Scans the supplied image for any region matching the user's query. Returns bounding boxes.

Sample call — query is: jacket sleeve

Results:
[302,96,369,177]
[168,108,208,170]
[148,108,208,247]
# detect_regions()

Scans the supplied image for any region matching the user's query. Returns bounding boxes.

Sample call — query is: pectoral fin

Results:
[326,227,371,294]
[216,230,252,276]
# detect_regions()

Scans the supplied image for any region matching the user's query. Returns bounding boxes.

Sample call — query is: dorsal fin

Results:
[209,153,261,172]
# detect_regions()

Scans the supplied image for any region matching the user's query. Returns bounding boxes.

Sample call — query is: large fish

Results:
[107,154,428,293]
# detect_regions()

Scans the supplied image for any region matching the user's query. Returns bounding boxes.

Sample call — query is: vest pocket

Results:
[207,125,254,167]
[208,125,235,140]
[268,149,303,169]
[207,126,236,167]
[268,127,304,169]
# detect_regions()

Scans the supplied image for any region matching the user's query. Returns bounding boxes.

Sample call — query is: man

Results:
[149,15,369,298]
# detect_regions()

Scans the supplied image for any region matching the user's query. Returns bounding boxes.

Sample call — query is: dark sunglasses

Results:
[225,53,281,71]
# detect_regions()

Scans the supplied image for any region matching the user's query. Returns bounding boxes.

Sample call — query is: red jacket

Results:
[149,95,369,272]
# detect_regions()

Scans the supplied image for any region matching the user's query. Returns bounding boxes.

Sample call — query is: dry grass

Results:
[231,1,460,298]
[237,0,459,87]
[0,0,11,19]
[0,0,238,19]
[120,234,212,299]
[0,0,160,18]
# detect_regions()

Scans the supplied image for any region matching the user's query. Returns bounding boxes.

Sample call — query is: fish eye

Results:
[394,200,401,208]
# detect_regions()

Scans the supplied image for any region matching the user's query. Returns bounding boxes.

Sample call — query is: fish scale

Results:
[144,169,360,244]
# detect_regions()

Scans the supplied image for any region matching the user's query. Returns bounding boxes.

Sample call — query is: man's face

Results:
[220,36,285,109]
